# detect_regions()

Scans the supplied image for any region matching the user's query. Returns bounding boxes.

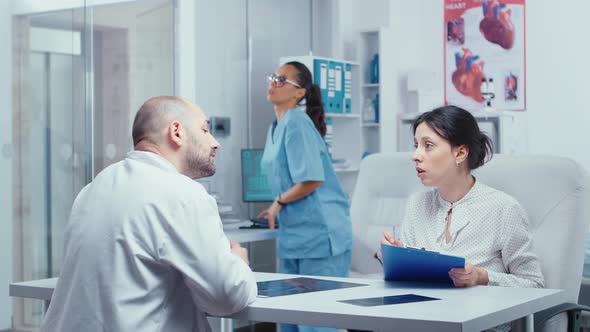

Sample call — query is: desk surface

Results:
[233,273,565,331]
[224,227,277,243]
[10,272,566,331]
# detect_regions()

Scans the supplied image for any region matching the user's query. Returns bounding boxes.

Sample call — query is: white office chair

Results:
[349,152,590,331]
[349,153,421,278]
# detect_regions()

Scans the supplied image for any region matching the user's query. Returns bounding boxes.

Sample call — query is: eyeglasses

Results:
[266,73,302,88]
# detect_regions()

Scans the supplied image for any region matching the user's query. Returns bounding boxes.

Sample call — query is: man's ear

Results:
[454,144,469,165]
[168,120,184,149]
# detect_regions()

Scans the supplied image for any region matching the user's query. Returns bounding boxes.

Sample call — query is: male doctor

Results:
[41,96,257,332]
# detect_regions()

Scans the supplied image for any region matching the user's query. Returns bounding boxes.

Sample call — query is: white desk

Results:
[11,272,566,332]
[224,227,277,243]
[237,273,565,332]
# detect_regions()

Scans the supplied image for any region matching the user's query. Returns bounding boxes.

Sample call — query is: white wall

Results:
[525,0,590,172]
[0,0,13,328]
[193,0,248,217]
[314,0,389,60]
[311,0,336,58]
[365,0,590,173]
[248,0,312,149]
[380,0,443,153]
[332,0,438,153]
[343,0,389,60]
[194,0,312,220]
[350,0,389,31]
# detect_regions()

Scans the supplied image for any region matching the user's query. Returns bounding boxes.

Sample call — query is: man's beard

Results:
[185,135,215,179]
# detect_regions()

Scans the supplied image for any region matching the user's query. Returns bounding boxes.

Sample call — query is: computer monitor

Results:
[241,149,274,202]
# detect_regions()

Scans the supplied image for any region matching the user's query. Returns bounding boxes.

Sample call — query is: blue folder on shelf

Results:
[343,63,352,113]
[326,61,337,113]
[313,59,329,110]
[381,244,465,284]
[333,62,343,113]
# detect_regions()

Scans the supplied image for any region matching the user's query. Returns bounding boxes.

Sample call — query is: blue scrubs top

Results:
[261,108,353,259]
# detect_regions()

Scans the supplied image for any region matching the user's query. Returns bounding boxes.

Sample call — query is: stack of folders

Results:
[313,58,352,114]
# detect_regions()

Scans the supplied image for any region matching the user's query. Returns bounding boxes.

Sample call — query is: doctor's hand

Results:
[448,263,489,288]
[230,241,249,265]
[256,201,283,230]
[376,230,405,262]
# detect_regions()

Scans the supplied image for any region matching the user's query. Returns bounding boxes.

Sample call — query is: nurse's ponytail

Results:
[286,61,327,137]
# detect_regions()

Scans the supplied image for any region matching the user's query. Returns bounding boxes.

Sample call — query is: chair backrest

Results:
[350,152,590,304]
[474,154,590,303]
[350,153,421,275]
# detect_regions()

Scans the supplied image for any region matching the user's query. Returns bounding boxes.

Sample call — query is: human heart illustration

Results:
[479,0,514,50]
[452,48,485,103]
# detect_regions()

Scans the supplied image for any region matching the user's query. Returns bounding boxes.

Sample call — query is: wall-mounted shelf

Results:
[358,30,382,155]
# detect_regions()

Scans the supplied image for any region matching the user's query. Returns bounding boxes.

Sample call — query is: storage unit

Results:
[357,30,383,155]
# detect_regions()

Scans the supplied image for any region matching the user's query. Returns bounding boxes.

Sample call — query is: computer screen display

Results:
[241,149,274,202]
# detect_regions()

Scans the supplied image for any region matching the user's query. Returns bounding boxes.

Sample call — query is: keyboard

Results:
[250,218,269,227]
[239,218,278,229]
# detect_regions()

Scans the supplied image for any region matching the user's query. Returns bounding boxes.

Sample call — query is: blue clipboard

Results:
[381,244,465,283]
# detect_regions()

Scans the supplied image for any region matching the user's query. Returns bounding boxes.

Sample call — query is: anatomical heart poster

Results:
[444,0,525,111]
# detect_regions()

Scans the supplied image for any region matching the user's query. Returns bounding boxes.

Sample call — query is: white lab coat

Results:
[41,151,257,332]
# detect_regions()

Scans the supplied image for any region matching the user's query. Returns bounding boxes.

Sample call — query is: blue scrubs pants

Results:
[279,250,351,332]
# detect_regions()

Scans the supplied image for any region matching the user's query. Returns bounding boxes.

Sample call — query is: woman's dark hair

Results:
[413,105,493,170]
[286,61,327,137]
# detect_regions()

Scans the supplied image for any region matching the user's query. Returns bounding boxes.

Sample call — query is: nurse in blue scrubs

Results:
[258,61,353,332]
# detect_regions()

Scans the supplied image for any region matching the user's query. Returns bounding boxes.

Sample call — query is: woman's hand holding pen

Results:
[375,228,489,288]
[376,230,405,263]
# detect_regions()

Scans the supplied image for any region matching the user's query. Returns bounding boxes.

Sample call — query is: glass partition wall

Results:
[12,0,175,328]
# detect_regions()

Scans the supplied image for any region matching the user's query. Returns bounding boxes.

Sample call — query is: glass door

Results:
[13,9,87,327]
[12,0,176,329]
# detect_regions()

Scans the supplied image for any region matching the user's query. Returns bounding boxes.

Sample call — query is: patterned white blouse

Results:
[398,179,545,288]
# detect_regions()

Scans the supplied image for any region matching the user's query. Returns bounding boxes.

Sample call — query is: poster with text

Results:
[444,0,525,111]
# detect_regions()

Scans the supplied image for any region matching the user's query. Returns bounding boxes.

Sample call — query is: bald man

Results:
[41,97,257,332]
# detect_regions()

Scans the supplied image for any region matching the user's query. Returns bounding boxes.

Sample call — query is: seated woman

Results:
[377,105,544,289]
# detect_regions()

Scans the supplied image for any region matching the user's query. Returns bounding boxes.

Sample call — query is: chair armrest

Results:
[534,302,590,332]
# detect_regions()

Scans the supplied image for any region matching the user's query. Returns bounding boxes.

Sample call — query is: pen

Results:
[373,252,383,266]
[374,226,397,266]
